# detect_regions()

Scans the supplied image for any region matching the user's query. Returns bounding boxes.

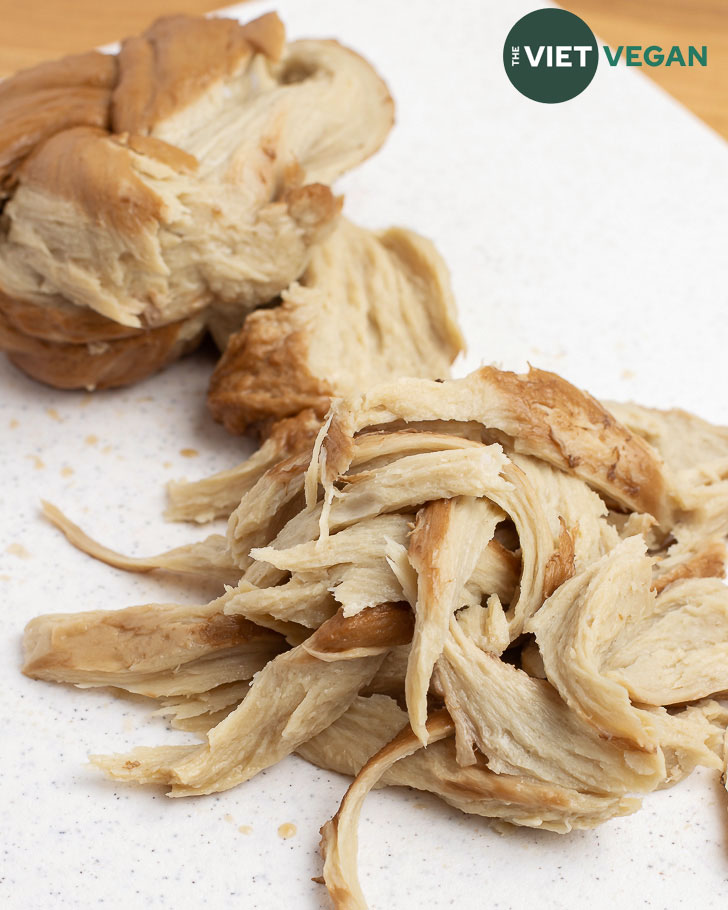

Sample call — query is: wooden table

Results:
[0,0,726,142]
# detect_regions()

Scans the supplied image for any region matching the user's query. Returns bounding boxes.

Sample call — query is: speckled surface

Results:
[2,1,728,907]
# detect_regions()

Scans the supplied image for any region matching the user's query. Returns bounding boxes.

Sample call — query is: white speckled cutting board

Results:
[2,1,728,908]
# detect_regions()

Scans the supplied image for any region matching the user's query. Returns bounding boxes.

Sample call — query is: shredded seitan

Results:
[22,364,728,908]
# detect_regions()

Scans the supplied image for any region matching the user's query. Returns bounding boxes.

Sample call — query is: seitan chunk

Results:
[207,218,464,434]
[0,13,394,389]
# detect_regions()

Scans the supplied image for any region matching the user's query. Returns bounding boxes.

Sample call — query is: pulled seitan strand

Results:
[302,697,640,842]
[41,500,239,584]
[603,577,728,706]
[646,701,727,786]
[436,621,665,792]
[258,447,511,565]
[92,604,407,795]
[527,536,661,752]
[406,496,501,743]
[317,367,672,526]
[607,400,728,538]
[652,534,727,594]
[22,592,285,697]
[315,697,640,910]
[319,708,455,910]
[165,410,321,523]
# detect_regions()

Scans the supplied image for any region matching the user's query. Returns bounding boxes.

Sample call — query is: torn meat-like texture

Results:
[3,125,339,328]
[154,681,251,733]
[456,594,511,657]
[22,592,285,697]
[467,539,520,606]
[41,500,239,584]
[1,14,392,325]
[487,454,619,639]
[93,617,387,796]
[165,410,320,523]
[302,697,639,832]
[451,460,568,640]
[208,218,463,434]
[110,13,286,136]
[329,564,413,617]
[361,646,411,698]
[303,603,414,662]
[320,708,455,910]
[251,513,412,573]
[0,12,395,389]
[0,50,117,197]
[225,576,338,631]
[318,367,672,526]
[437,621,665,793]
[510,454,618,571]
[22,356,728,881]
[278,446,511,551]
[652,534,726,594]
[604,577,728,706]
[646,700,728,787]
[226,448,310,569]
[249,514,412,620]
[312,697,640,909]
[528,537,660,752]
[406,496,501,743]
[607,400,728,538]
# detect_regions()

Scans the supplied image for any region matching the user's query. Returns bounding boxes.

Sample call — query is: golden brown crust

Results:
[260,408,323,451]
[19,126,165,233]
[543,518,576,598]
[207,305,334,433]
[305,603,414,655]
[0,51,116,193]
[23,604,282,678]
[408,497,450,569]
[0,291,143,344]
[111,13,285,135]
[0,306,204,390]
[653,539,727,594]
[0,13,396,395]
[479,367,669,523]
[120,133,198,174]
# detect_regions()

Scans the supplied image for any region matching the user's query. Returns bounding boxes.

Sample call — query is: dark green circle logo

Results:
[504,9,598,103]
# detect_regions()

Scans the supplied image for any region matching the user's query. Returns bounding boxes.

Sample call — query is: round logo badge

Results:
[503,8,598,103]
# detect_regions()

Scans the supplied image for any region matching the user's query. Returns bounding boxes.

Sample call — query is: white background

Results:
[2,1,728,907]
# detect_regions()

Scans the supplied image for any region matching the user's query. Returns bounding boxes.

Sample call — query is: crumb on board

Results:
[26,455,44,470]
[60,466,74,477]
[238,825,253,835]
[85,434,99,445]
[46,407,62,421]
[7,541,31,558]
[180,448,199,458]
[277,823,297,840]
[9,418,19,429]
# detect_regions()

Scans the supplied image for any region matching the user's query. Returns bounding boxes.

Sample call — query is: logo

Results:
[504,8,708,104]
[504,9,598,104]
